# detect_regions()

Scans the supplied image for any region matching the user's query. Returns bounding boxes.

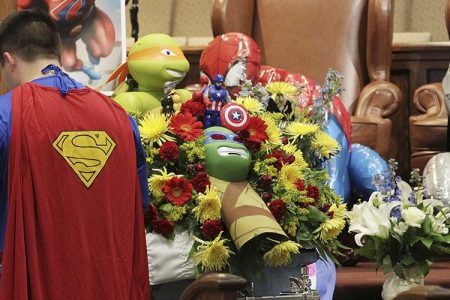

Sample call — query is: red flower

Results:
[191,172,211,193]
[259,175,273,191]
[261,192,272,202]
[295,179,305,191]
[170,112,203,141]
[265,150,285,171]
[239,116,268,144]
[268,199,287,221]
[153,219,175,238]
[159,141,179,161]
[144,204,160,227]
[307,185,320,200]
[180,100,206,118]
[201,219,223,239]
[163,177,193,206]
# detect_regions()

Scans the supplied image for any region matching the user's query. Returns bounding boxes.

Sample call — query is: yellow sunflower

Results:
[192,185,222,222]
[236,96,264,114]
[312,131,341,158]
[286,122,319,140]
[148,168,175,199]
[266,82,298,97]
[193,232,233,272]
[139,112,174,146]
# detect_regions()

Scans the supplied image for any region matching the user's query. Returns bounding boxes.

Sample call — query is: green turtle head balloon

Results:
[204,126,251,182]
[108,33,192,115]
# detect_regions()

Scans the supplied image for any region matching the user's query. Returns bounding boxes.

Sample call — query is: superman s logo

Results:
[52,131,116,188]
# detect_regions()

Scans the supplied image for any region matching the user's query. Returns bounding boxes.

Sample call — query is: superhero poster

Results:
[18,0,127,92]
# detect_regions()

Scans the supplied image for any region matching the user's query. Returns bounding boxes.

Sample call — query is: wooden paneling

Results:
[390,42,450,177]
[0,0,17,94]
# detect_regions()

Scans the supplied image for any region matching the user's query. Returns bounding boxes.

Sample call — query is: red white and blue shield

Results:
[220,103,250,132]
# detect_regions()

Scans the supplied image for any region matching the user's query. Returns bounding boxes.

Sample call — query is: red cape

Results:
[0,83,149,299]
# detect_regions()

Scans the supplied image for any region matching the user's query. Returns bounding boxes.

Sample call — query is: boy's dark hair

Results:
[0,9,61,66]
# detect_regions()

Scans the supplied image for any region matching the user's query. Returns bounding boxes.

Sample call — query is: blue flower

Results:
[390,205,402,220]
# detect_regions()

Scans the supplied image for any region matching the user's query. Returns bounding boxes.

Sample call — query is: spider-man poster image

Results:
[18,0,126,90]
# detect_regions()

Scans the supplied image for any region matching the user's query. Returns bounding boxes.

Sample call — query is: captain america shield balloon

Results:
[220,103,250,132]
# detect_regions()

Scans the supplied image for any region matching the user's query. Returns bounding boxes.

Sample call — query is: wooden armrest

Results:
[351,115,392,159]
[354,80,402,118]
[410,83,447,124]
[179,273,247,300]
[394,285,450,300]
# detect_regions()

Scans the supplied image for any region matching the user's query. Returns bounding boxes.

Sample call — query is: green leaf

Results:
[417,259,430,277]
[307,206,328,222]
[159,203,174,213]
[400,255,415,266]
[421,238,433,249]
[432,244,450,255]
[422,216,433,234]
[354,238,377,259]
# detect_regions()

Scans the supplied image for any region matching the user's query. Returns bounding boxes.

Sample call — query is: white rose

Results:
[431,216,449,235]
[392,221,409,236]
[402,207,426,228]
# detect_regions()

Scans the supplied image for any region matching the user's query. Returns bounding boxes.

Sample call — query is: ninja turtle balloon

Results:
[204,126,251,182]
[108,33,191,114]
[203,126,287,250]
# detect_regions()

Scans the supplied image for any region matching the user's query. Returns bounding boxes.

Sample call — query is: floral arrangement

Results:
[137,70,347,277]
[347,159,450,281]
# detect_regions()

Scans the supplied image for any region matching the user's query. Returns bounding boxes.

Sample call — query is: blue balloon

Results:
[325,115,387,202]
[326,115,351,201]
[349,144,388,199]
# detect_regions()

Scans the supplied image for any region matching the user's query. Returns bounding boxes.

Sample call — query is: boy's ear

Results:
[3,52,16,72]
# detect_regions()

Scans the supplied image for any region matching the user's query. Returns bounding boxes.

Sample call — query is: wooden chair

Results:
[211,0,402,159]
[409,0,450,171]
[179,273,247,300]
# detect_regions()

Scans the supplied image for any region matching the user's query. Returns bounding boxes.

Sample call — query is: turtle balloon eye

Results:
[161,49,176,56]
[211,134,227,140]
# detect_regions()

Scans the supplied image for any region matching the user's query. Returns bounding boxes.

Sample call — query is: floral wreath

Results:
[136,70,348,276]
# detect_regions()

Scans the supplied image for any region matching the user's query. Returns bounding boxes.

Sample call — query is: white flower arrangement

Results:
[347,159,450,279]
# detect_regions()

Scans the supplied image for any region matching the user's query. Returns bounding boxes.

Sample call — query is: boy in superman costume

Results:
[0,10,149,299]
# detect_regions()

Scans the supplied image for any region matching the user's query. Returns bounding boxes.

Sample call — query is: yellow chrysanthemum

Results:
[193,232,233,272]
[266,82,298,97]
[286,122,319,140]
[316,204,346,242]
[292,151,308,169]
[192,185,222,222]
[148,168,175,199]
[235,96,264,114]
[163,205,187,222]
[330,203,346,219]
[263,240,301,267]
[313,131,341,158]
[279,164,302,189]
[139,113,174,146]
[260,114,282,146]
[281,143,297,154]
